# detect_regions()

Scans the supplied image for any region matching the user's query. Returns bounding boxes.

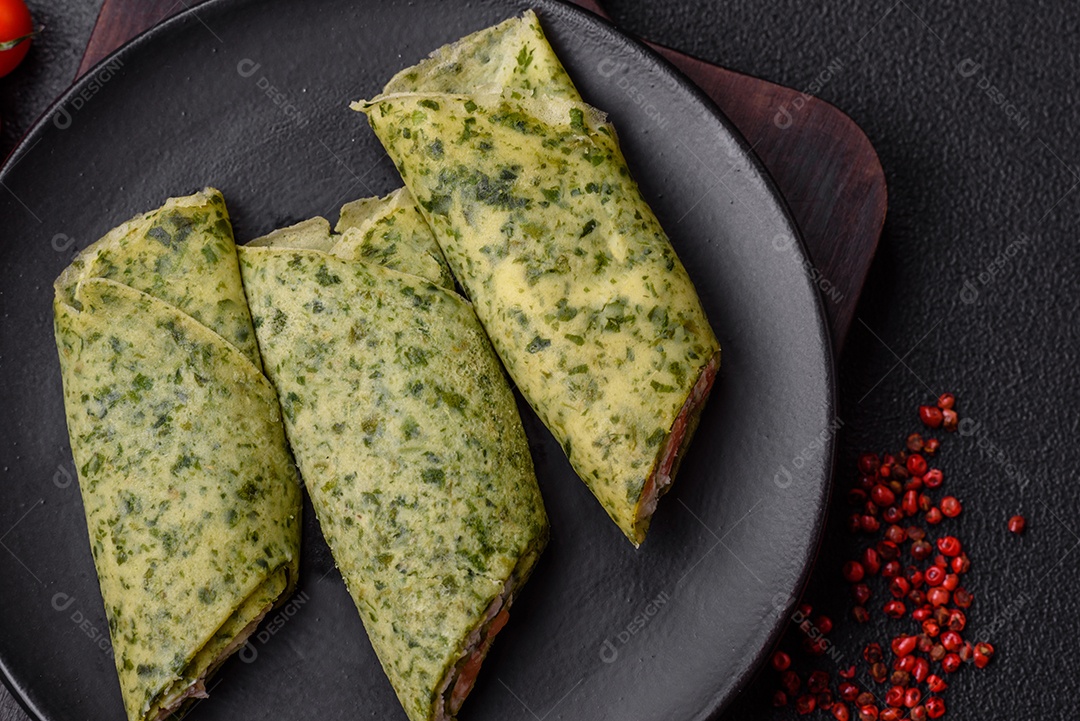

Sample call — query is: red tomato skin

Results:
[0,0,34,78]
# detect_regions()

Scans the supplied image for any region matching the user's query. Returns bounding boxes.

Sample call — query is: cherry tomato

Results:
[0,0,34,78]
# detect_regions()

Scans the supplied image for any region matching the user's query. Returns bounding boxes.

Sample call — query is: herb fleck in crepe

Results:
[53,189,301,721]
[357,11,721,545]
[238,192,547,721]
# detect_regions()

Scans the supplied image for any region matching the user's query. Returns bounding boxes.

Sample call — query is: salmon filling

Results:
[433,576,517,721]
[634,352,721,541]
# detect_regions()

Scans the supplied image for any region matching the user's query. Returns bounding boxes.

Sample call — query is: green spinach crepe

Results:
[53,189,302,721]
[237,191,548,721]
[357,12,721,545]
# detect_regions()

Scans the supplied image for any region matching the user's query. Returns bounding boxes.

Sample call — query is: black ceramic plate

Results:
[0,1,835,719]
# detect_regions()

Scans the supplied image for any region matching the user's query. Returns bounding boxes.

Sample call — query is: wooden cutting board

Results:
[75,0,885,352]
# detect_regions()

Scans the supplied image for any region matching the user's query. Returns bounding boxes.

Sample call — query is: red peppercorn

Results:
[912,656,930,683]
[906,525,926,541]
[861,547,881,575]
[885,524,907,544]
[877,540,900,561]
[940,630,962,651]
[839,665,856,680]
[942,573,959,591]
[933,554,949,568]
[891,635,916,657]
[924,565,945,586]
[858,452,880,475]
[925,696,945,718]
[882,560,902,579]
[890,668,910,686]
[804,637,828,656]
[912,605,933,622]
[883,600,906,619]
[901,490,918,517]
[843,560,865,583]
[838,681,859,701]
[882,506,904,524]
[942,409,958,431]
[848,488,868,506]
[864,642,884,663]
[808,670,830,694]
[1008,514,1026,534]
[781,670,801,694]
[951,553,971,574]
[941,652,961,673]
[926,674,947,693]
[795,693,816,715]
[907,568,924,587]
[909,705,927,721]
[927,587,950,607]
[879,710,900,721]
[773,690,788,707]
[852,582,872,605]
[974,642,994,668]
[937,536,962,557]
[925,508,943,525]
[937,393,955,410]
[889,577,911,599]
[919,405,944,428]
[858,705,879,721]
[946,609,966,631]
[771,650,791,671]
[916,634,934,653]
[923,469,944,488]
[922,619,940,637]
[939,496,961,517]
[815,615,834,635]
[958,641,973,662]
[953,587,972,608]
[929,644,946,662]
[852,605,870,623]
[832,702,851,721]
[923,437,940,454]
[885,686,904,708]
[857,692,876,708]
[910,540,933,561]
[871,484,896,507]
[904,476,923,492]
[906,454,928,476]
[906,433,924,452]
[848,513,863,533]
[861,515,881,533]
[904,687,921,708]
[869,662,888,683]
[896,654,916,673]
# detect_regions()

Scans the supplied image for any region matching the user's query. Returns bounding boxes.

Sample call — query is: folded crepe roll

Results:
[52,189,302,721]
[237,192,548,721]
[357,12,721,546]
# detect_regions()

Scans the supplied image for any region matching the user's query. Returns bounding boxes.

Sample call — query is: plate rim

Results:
[0,1,837,719]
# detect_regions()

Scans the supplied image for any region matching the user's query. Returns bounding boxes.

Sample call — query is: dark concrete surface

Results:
[2,1,1077,719]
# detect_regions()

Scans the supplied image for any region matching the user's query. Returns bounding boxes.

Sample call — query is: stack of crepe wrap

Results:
[53,189,302,721]
[357,10,721,546]
[237,187,548,721]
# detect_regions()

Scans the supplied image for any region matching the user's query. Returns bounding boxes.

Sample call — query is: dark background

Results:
[2,1,1077,720]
